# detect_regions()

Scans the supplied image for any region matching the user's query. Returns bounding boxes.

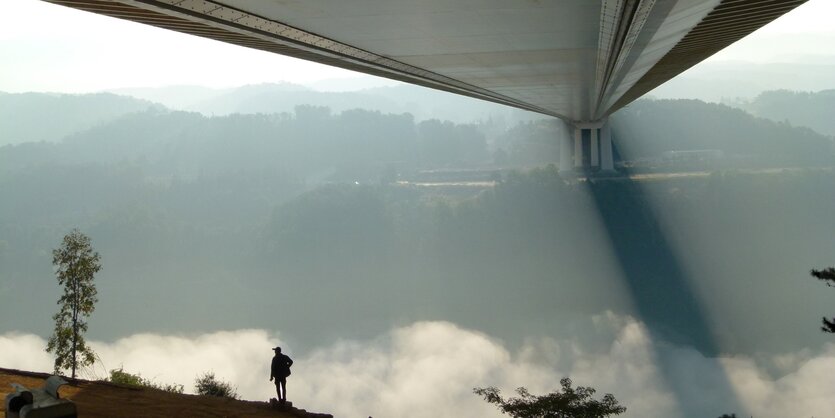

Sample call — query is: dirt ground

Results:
[0,368,331,418]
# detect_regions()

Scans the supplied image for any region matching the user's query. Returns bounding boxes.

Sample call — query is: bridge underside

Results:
[44,0,805,123]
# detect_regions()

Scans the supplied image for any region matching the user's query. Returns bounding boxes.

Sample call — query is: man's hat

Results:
[273,346,281,352]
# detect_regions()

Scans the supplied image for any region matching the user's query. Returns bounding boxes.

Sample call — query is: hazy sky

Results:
[0,0,833,93]
[704,0,835,63]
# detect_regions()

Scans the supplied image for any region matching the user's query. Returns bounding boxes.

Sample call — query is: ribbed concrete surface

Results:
[43,0,807,122]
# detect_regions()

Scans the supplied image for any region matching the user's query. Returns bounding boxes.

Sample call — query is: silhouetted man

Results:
[270,346,293,403]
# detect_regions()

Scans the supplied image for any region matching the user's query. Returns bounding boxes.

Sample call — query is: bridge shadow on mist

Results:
[582,175,745,416]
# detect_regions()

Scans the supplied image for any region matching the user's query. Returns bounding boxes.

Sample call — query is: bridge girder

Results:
[43,0,807,120]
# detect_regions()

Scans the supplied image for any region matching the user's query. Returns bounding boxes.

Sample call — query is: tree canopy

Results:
[810,267,835,333]
[47,229,101,379]
[474,378,626,418]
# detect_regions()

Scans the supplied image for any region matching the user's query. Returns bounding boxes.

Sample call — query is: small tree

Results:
[475,378,626,418]
[46,229,101,379]
[194,372,238,399]
[810,267,835,333]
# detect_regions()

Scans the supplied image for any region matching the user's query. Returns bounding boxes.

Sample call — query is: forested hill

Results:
[611,98,833,163]
[1,93,835,355]
[736,89,835,136]
[0,107,488,182]
[2,163,834,355]
[2,90,833,176]
[2,94,833,179]
[0,92,162,146]
[498,97,833,167]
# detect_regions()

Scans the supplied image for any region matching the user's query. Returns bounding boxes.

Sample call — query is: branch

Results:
[811,267,835,287]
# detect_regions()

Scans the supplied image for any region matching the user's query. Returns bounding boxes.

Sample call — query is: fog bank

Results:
[2,315,833,417]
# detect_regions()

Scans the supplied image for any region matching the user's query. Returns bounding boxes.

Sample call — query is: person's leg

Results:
[275,383,281,399]
[279,378,287,401]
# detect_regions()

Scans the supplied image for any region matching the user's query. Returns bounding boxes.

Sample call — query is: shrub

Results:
[109,368,144,386]
[108,367,184,394]
[156,382,186,394]
[194,372,238,399]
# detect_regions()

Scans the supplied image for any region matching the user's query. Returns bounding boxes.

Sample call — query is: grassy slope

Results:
[0,368,331,418]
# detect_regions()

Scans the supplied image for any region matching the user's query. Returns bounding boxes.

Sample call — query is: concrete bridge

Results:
[43,0,806,172]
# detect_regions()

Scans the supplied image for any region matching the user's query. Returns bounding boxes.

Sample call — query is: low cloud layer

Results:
[2,315,834,417]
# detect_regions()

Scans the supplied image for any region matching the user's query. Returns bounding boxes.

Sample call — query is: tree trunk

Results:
[71,260,78,380]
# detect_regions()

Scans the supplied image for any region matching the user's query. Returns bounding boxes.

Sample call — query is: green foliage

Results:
[194,372,238,399]
[109,367,144,386]
[46,229,101,379]
[810,267,835,333]
[108,367,184,394]
[474,378,626,418]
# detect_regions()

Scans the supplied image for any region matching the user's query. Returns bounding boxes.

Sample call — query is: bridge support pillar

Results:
[601,122,615,172]
[565,120,616,174]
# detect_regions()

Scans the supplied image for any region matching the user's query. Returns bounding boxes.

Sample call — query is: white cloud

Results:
[0,332,54,372]
[90,329,281,399]
[2,316,834,418]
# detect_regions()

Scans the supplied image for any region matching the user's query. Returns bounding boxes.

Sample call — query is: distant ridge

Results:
[649,60,835,102]
[0,92,162,146]
[108,82,310,111]
[739,89,835,136]
[107,82,541,124]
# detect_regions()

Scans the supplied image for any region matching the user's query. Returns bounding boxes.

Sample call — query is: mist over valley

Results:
[1,81,834,417]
